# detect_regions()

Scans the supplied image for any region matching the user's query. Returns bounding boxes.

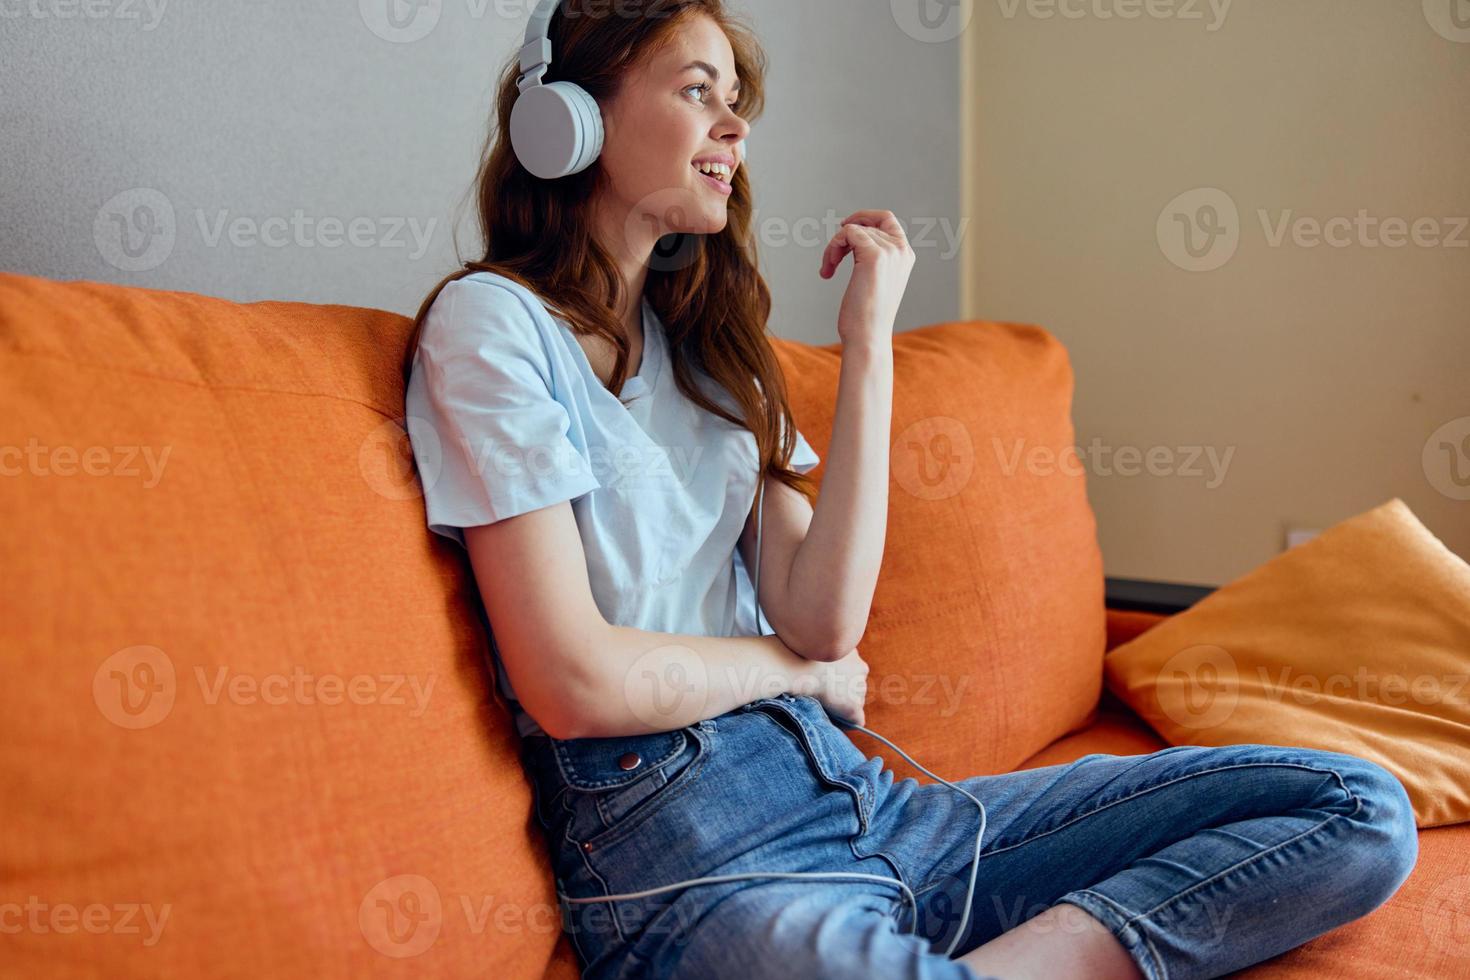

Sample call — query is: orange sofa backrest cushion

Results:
[777,322,1104,781]
[0,274,564,978]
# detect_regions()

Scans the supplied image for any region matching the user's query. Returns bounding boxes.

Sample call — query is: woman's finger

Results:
[819,233,843,278]
[831,222,905,259]
[820,224,877,278]
[838,209,908,244]
[820,226,856,278]
[819,213,908,277]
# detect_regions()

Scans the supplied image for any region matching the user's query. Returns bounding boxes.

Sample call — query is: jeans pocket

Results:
[556,726,709,852]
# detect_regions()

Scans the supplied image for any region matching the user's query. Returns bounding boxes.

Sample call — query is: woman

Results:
[402,2,1419,977]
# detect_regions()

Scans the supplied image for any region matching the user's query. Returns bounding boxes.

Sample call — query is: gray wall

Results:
[0,0,963,343]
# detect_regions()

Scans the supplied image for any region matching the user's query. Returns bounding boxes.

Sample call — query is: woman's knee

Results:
[1309,749,1420,905]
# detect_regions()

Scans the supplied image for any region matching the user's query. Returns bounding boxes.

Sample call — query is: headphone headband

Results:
[517,0,561,91]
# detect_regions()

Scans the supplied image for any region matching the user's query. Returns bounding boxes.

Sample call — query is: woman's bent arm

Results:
[559,625,812,739]
[463,500,822,740]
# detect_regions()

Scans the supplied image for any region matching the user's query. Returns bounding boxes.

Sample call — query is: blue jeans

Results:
[518,693,1418,979]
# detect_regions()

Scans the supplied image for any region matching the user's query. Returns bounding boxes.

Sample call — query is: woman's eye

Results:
[684,83,739,110]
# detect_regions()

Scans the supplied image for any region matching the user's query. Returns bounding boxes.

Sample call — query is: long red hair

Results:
[403,0,816,507]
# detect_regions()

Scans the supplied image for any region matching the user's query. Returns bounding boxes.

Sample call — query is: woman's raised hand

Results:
[819,209,916,351]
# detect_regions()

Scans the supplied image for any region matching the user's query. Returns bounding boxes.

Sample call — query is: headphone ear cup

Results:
[563,82,604,174]
[509,80,604,179]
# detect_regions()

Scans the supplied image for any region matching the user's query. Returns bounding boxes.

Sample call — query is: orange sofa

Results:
[1,272,1464,978]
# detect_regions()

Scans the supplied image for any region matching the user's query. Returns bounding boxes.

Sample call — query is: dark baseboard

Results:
[1104,576,1216,615]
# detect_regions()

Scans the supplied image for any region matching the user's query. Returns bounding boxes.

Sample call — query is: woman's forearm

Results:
[553,624,815,739]
[785,339,893,660]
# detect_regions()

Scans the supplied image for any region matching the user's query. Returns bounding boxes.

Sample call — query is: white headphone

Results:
[509,0,747,180]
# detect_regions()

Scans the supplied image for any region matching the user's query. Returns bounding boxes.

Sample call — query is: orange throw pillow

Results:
[1104,498,1470,829]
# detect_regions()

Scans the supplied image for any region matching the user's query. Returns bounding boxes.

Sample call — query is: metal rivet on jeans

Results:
[618,752,642,770]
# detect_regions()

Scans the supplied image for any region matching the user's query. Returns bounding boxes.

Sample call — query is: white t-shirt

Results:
[403,271,820,737]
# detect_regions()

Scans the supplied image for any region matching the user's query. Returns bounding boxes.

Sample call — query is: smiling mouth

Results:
[691,162,734,188]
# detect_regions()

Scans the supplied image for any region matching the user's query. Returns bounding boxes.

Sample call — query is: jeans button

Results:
[618,752,642,771]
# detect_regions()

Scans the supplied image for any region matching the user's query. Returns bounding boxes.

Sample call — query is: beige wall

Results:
[961,0,1470,586]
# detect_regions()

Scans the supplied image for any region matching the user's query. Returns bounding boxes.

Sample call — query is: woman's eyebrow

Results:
[681,60,741,91]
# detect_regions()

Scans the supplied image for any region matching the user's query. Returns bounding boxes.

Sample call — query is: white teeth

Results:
[695,161,732,180]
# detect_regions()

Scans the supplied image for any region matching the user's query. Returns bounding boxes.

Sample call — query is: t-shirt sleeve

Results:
[789,419,820,475]
[754,374,821,477]
[404,276,601,549]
